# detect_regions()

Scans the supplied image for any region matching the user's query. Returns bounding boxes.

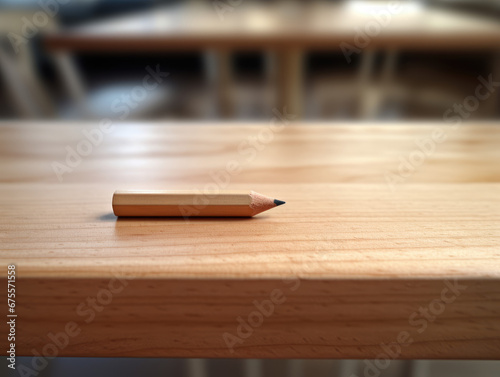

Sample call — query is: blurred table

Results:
[44,2,500,118]
[1,121,499,359]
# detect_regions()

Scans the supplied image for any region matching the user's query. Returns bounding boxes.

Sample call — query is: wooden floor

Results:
[0,122,499,359]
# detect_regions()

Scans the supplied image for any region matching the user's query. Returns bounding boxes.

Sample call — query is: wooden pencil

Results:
[112,190,285,217]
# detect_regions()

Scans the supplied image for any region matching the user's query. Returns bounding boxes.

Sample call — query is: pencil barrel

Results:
[113,204,255,217]
[112,190,256,217]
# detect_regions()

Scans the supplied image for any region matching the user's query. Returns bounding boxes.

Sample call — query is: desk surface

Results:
[1,122,499,358]
[45,2,500,50]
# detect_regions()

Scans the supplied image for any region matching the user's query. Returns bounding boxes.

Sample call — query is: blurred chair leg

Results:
[276,48,303,119]
[52,52,90,118]
[0,46,38,118]
[204,49,233,119]
[357,49,377,119]
[0,40,55,118]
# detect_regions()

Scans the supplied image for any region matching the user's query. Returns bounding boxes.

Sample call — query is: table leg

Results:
[492,52,500,117]
[186,359,208,377]
[409,360,430,377]
[276,48,304,119]
[244,359,263,377]
[204,49,233,118]
[338,360,361,376]
[265,49,277,112]
[357,49,377,119]
[285,359,304,377]
[379,49,399,117]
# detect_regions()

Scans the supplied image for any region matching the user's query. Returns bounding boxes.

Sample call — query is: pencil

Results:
[112,190,285,217]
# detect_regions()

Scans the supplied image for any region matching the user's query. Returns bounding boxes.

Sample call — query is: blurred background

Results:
[4,358,500,377]
[1,0,499,122]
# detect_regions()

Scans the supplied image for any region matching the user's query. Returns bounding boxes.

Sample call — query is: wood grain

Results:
[0,122,499,359]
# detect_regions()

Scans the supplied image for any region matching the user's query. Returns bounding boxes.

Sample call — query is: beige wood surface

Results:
[44,2,500,51]
[0,122,499,359]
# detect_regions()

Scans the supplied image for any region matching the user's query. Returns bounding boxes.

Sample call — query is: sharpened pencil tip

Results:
[274,199,286,206]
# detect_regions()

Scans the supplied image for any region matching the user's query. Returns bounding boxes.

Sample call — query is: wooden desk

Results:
[1,121,499,359]
[44,2,500,117]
